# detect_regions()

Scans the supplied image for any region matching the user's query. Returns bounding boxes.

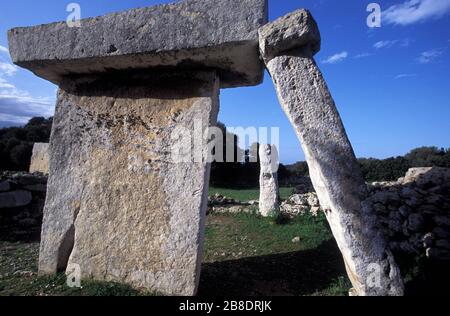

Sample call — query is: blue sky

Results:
[0,0,449,163]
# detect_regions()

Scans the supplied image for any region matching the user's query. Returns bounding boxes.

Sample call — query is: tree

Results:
[405,146,446,167]
[0,117,53,171]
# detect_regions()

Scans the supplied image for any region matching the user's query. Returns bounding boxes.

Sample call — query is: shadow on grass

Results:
[403,259,450,296]
[0,224,41,243]
[198,239,348,296]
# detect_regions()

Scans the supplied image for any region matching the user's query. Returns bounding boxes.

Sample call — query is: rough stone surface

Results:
[366,167,450,262]
[0,172,46,240]
[39,71,220,296]
[280,192,321,218]
[259,9,404,296]
[8,0,268,88]
[259,9,320,64]
[402,167,450,186]
[0,190,32,209]
[258,144,280,217]
[29,143,49,174]
[0,181,10,192]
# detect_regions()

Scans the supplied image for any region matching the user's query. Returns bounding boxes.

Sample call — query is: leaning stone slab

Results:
[259,144,280,217]
[29,143,49,174]
[39,71,219,295]
[259,9,404,296]
[8,0,268,88]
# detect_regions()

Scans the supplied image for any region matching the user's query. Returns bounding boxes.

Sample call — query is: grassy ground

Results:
[0,187,352,296]
[209,187,294,202]
[199,212,350,296]
[0,212,350,296]
[0,242,147,296]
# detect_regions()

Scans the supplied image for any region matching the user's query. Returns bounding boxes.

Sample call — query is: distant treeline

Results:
[209,122,291,188]
[358,147,450,182]
[274,147,450,183]
[0,117,52,171]
[210,123,450,186]
[1,118,449,185]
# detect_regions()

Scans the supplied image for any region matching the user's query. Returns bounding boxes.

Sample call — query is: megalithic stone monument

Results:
[8,0,268,295]
[29,143,50,174]
[258,9,404,296]
[259,144,280,217]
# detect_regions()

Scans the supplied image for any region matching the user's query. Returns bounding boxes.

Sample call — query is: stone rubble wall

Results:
[0,171,47,239]
[280,192,321,217]
[207,193,258,215]
[365,167,450,261]
[282,167,450,261]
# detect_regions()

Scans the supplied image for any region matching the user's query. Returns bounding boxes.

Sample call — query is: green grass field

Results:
[209,187,294,202]
[199,212,350,296]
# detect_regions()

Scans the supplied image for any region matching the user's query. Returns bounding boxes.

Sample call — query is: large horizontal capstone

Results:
[8,0,268,88]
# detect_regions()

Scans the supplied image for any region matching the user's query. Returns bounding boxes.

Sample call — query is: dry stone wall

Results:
[0,171,46,240]
[281,167,450,262]
[366,167,450,261]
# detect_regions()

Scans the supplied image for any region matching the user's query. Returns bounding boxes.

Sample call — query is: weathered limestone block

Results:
[8,0,268,88]
[259,9,404,296]
[29,143,49,174]
[402,167,450,186]
[39,71,219,295]
[259,144,280,217]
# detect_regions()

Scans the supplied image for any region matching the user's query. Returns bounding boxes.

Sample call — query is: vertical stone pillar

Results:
[259,144,280,217]
[259,9,404,295]
[39,72,219,295]
[29,143,50,174]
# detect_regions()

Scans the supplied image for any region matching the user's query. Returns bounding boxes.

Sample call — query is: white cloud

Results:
[0,48,55,125]
[0,113,31,126]
[373,40,398,49]
[0,91,54,125]
[0,61,18,76]
[394,73,418,79]
[383,0,450,26]
[417,49,444,63]
[0,45,9,54]
[354,53,373,59]
[0,78,15,89]
[322,51,348,64]
[0,77,54,125]
[373,39,410,49]
[400,38,412,47]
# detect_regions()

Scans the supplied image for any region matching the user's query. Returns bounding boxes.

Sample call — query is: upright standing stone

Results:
[8,0,268,295]
[29,143,49,174]
[259,144,280,217]
[259,9,404,296]
[39,71,219,295]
